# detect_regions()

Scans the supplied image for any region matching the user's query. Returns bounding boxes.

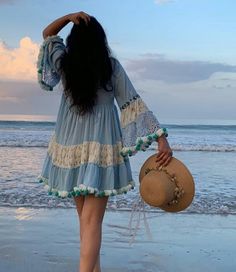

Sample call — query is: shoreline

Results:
[0,204,236,215]
[0,207,235,272]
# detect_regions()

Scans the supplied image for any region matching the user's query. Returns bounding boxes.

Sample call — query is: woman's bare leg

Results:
[74,195,85,241]
[74,196,101,272]
[74,195,108,272]
[79,194,109,272]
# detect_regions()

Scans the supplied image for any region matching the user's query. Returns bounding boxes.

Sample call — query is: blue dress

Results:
[36,35,168,198]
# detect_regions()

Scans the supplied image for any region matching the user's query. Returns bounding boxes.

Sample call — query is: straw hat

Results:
[139,154,195,212]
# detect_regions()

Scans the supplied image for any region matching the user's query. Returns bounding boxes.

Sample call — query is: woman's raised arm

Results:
[42,12,91,39]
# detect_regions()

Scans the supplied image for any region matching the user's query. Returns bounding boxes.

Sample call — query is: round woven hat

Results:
[139,154,195,212]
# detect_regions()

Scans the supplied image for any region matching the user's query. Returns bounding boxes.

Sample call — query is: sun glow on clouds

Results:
[0,36,39,82]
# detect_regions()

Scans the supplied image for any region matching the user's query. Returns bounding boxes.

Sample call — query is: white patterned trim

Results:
[47,133,125,168]
[120,127,168,157]
[37,175,135,198]
[120,97,149,128]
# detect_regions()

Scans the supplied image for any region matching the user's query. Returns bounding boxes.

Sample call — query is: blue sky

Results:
[0,0,236,123]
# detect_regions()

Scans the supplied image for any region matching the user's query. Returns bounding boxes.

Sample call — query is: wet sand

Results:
[0,207,235,272]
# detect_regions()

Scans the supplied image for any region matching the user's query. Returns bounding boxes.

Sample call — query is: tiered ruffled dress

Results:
[36,35,168,198]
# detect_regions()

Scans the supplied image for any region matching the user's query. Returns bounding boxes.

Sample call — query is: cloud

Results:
[210,72,236,89]
[154,0,175,5]
[0,70,235,120]
[1,76,235,120]
[0,36,39,82]
[124,55,236,84]
[0,81,61,115]
[125,74,236,121]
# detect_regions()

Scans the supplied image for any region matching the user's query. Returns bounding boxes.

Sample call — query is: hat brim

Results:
[139,155,195,212]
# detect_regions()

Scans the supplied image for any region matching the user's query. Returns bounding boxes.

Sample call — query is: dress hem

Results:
[37,175,136,198]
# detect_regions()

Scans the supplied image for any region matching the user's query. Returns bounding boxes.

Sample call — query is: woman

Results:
[37,11,173,272]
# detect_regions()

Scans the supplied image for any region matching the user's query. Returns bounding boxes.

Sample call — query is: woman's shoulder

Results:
[110,56,124,78]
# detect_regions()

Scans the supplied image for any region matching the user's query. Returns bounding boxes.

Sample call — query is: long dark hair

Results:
[60,16,114,116]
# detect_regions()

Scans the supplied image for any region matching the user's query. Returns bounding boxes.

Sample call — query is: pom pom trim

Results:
[120,127,168,157]
[37,175,135,198]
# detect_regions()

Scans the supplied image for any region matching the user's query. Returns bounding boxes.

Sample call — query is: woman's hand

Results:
[68,11,91,25]
[42,12,91,39]
[155,135,173,167]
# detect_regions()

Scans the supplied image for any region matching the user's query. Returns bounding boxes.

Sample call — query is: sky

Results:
[0,0,236,124]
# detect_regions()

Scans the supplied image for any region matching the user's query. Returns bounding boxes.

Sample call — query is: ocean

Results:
[0,115,235,215]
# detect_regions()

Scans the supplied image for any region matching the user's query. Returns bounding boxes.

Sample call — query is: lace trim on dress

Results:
[119,94,140,110]
[120,97,150,128]
[121,111,163,147]
[47,133,125,168]
[118,96,168,157]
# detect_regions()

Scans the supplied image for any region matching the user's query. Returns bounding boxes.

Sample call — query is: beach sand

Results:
[0,206,235,272]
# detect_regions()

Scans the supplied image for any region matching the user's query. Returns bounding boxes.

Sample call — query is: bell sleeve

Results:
[37,35,66,91]
[113,59,168,158]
